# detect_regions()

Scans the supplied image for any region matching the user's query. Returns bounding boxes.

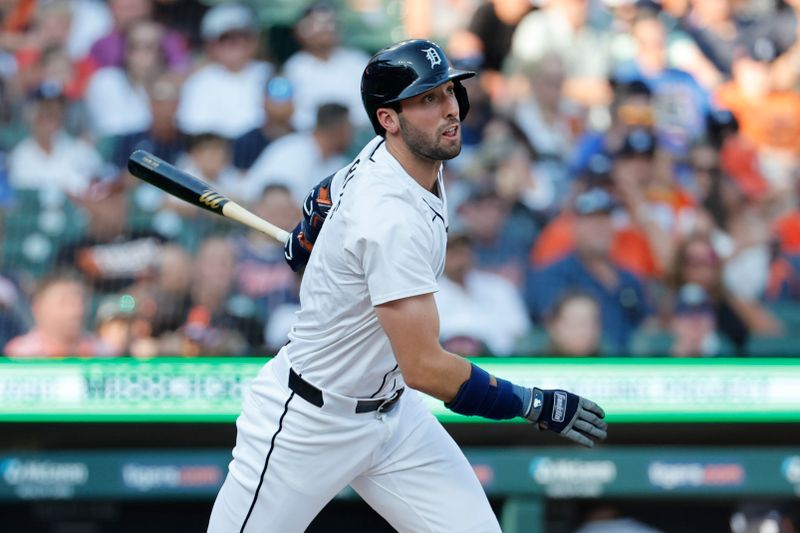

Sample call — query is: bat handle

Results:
[222,202,291,244]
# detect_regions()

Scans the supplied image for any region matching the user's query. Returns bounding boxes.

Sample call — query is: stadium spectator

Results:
[669,283,720,357]
[0,279,28,356]
[246,102,353,204]
[542,292,603,357]
[94,293,138,356]
[570,80,653,178]
[511,53,574,208]
[85,19,167,138]
[53,168,167,294]
[282,2,370,132]
[575,503,664,533]
[8,80,104,195]
[509,0,614,109]
[13,1,96,101]
[526,187,650,354]
[730,502,798,533]
[403,0,480,44]
[613,9,710,158]
[175,2,272,139]
[668,233,780,354]
[232,74,295,171]
[110,70,186,168]
[463,0,532,75]
[173,133,252,205]
[4,270,115,358]
[681,0,749,79]
[87,0,189,72]
[171,236,264,355]
[434,233,531,356]
[715,37,800,188]
[456,183,535,287]
[232,184,300,325]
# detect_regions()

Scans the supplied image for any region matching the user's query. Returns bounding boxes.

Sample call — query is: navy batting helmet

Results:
[361,39,476,135]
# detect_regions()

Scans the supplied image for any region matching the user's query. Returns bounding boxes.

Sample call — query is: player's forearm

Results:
[402,348,473,402]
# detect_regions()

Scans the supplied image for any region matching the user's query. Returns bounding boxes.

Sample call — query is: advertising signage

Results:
[1,358,798,423]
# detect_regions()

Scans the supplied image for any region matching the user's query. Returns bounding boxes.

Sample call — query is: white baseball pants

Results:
[207,351,501,533]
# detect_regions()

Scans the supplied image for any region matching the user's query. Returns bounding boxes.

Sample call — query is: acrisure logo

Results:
[1,459,88,486]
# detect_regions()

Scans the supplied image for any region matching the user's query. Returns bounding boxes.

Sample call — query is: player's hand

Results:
[284,175,334,272]
[524,388,607,448]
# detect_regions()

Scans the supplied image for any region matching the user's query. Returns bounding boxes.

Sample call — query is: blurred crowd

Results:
[0,0,799,359]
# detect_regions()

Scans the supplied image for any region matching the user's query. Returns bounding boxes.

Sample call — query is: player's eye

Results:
[423,94,435,103]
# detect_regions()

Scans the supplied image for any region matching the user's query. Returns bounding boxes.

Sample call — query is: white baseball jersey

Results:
[285,136,449,397]
[208,136,501,533]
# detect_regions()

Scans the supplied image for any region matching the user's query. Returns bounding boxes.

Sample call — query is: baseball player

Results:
[207,39,607,533]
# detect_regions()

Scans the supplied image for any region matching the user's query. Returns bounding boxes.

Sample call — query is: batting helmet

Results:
[361,39,476,135]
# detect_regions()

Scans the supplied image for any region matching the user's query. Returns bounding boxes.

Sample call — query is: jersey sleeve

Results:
[357,198,438,306]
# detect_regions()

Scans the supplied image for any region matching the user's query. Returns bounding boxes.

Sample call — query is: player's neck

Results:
[385,137,441,192]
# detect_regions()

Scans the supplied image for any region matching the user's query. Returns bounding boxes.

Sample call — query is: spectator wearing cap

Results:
[8,81,104,195]
[175,2,272,139]
[526,187,650,354]
[231,73,296,171]
[434,233,531,356]
[87,0,189,72]
[85,19,166,138]
[670,283,720,357]
[4,270,115,359]
[245,102,353,204]
[281,2,370,132]
[612,127,695,273]
[94,293,138,356]
[715,37,800,161]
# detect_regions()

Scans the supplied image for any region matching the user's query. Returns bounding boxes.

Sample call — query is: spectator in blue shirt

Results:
[525,187,650,354]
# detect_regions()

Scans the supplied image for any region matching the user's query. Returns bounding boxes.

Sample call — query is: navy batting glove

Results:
[284,175,334,272]
[523,388,608,448]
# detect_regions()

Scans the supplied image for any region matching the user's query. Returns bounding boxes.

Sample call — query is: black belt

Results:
[288,368,404,414]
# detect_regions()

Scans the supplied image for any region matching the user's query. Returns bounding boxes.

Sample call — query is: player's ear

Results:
[376,107,400,135]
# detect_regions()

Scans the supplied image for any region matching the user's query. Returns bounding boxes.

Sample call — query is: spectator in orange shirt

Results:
[715,37,800,157]
[4,271,115,358]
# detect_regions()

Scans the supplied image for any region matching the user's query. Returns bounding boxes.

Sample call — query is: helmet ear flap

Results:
[454,80,470,122]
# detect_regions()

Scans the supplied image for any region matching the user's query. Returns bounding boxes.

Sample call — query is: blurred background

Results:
[1,0,800,531]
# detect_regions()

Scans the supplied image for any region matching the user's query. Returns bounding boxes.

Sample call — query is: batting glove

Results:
[524,388,608,448]
[284,174,334,272]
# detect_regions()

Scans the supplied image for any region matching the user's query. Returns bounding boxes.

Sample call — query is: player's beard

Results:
[399,115,462,161]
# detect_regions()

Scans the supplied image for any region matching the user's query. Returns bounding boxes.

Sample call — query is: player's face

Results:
[398,81,462,161]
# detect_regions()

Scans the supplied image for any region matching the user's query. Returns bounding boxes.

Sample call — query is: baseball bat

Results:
[127,150,290,244]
